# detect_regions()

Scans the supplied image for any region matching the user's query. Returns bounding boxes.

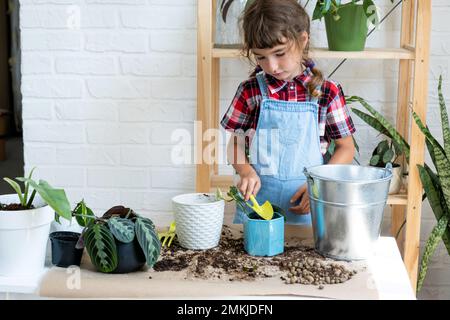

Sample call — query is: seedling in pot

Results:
[1,167,72,220]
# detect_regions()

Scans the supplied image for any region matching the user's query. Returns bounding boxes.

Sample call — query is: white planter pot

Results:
[388,165,403,195]
[0,194,54,276]
[172,193,225,250]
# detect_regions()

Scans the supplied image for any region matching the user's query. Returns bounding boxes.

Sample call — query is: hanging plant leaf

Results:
[135,217,161,268]
[221,0,234,23]
[107,217,135,244]
[85,223,118,273]
[376,140,389,155]
[417,215,449,291]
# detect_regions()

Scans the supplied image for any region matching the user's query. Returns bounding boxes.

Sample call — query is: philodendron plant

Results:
[73,202,161,273]
[412,76,450,291]
[1,167,72,220]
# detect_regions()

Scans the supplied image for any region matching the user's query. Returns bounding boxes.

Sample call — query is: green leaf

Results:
[3,178,25,206]
[107,217,135,243]
[25,179,72,221]
[417,215,449,291]
[376,140,389,155]
[382,148,394,164]
[312,0,324,20]
[349,96,410,161]
[438,75,450,159]
[85,223,118,273]
[73,200,96,227]
[363,0,379,25]
[352,108,391,138]
[370,154,380,166]
[418,164,450,256]
[135,217,161,268]
[413,112,450,210]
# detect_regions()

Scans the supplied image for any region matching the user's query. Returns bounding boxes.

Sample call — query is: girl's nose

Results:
[267,58,278,74]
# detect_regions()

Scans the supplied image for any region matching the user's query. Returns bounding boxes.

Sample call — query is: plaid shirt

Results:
[220,66,356,155]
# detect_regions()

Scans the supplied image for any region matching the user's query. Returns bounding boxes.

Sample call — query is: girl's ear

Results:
[298,31,309,47]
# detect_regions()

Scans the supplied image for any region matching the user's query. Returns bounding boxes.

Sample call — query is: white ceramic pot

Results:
[0,194,54,276]
[172,193,225,250]
[388,165,403,195]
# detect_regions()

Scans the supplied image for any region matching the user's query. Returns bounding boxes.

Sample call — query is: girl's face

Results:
[252,35,307,81]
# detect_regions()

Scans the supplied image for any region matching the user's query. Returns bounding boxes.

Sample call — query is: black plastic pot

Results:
[112,238,146,274]
[49,231,84,267]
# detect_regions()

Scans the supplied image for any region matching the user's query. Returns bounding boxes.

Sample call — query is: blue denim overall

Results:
[234,71,324,225]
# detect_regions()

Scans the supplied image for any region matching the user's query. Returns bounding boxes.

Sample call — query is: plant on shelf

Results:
[346,95,410,194]
[411,76,450,292]
[73,203,161,273]
[312,0,395,51]
[0,167,72,277]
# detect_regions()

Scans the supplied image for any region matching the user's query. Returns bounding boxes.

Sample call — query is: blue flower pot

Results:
[243,212,284,257]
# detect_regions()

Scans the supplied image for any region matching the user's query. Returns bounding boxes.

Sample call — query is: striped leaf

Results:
[349,96,410,161]
[135,217,161,268]
[413,112,450,209]
[438,75,450,159]
[107,217,135,244]
[85,223,118,273]
[352,108,391,137]
[417,215,449,291]
[418,165,450,256]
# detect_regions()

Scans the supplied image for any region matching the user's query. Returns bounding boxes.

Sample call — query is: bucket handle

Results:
[384,162,393,178]
[303,167,319,198]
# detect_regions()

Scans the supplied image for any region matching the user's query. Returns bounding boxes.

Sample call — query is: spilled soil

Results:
[153,225,361,289]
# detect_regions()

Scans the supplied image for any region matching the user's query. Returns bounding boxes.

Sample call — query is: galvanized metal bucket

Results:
[303,164,393,261]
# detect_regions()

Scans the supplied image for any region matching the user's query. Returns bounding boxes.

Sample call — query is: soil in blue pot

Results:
[243,212,284,257]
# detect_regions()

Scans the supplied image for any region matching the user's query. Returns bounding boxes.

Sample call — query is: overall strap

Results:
[256,71,270,100]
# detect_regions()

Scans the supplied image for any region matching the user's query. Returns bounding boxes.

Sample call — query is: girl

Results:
[221,0,356,225]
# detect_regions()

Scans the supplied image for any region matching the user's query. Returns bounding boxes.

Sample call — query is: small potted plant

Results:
[0,168,72,277]
[347,95,411,195]
[217,186,286,257]
[74,204,161,274]
[312,0,392,51]
[369,139,404,194]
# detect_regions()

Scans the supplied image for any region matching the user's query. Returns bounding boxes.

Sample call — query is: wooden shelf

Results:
[211,174,408,206]
[212,46,415,60]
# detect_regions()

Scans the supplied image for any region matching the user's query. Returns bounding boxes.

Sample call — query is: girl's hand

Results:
[289,183,310,215]
[237,167,261,201]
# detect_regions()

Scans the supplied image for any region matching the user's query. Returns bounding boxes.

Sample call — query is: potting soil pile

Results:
[39,224,379,299]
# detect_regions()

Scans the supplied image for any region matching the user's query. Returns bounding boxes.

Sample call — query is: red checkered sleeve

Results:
[220,81,256,134]
[323,81,356,140]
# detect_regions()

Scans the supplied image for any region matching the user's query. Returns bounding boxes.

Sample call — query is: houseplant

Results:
[411,76,450,291]
[73,203,161,274]
[0,168,72,277]
[217,186,286,256]
[312,0,391,51]
[346,95,410,194]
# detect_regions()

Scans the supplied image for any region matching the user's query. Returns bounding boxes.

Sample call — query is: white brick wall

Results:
[19,0,450,299]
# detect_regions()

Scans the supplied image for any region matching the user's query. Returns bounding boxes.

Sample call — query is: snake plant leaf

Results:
[413,112,450,209]
[349,96,410,161]
[417,214,449,291]
[135,217,161,267]
[107,217,135,243]
[73,200,96,227]
[352,109,391,138]
[418,164,450,256]
[3,177,24,206]
[85,223,118,273]
[438,75,450,158]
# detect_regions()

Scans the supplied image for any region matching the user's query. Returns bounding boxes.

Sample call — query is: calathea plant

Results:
[74,202,161,273]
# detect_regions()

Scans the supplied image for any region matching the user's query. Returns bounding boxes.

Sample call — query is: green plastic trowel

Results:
[247,195,274,220]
